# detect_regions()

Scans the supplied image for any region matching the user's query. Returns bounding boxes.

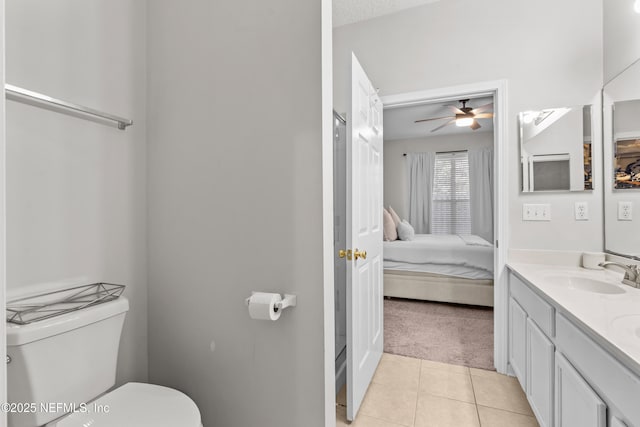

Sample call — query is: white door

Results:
[345,53,384,421]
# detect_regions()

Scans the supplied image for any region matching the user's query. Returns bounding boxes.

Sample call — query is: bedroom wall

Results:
[146,1,331,426]
[5,0,148,384]
[334,0,603,251]
[384,131,493,220]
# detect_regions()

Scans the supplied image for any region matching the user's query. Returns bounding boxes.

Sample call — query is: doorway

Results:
[382,94,496,370]
[380,81,509,375]
[333,80,510,423]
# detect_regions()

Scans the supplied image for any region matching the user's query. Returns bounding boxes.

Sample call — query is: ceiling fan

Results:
[414,99,494,132]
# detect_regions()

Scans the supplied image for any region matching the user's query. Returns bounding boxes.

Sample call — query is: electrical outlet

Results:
[618,201,633,221]
[523,204,551,221]
[575,202,589,221]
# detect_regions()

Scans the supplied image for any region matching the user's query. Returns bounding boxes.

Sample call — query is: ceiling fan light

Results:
[456,117,474,127]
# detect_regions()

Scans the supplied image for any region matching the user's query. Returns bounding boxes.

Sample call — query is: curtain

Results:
[408,152,435,234]
[468,148,494,242]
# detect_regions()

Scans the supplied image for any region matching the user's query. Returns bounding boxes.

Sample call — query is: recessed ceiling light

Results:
[635,0,640,13]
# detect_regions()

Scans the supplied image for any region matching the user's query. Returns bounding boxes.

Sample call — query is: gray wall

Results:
[334,0,603,251]
[5,0,148,385]
[146,1,330,426]
[384,132,493,220]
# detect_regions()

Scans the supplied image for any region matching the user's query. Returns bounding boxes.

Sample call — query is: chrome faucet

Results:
[598,261,640,288]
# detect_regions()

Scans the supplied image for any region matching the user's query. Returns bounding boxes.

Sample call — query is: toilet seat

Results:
[46,382,202,427]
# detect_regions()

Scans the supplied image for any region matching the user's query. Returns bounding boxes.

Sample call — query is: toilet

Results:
[6,294,202,427]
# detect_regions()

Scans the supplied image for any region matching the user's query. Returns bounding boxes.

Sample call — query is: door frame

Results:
[380,80,510,374]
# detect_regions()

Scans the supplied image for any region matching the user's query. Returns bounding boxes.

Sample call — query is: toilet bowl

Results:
[6,291,202,427]
[45,383,202,427]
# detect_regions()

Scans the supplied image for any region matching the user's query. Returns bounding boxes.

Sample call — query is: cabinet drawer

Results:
[556,313,640,425]
[510,273,555,337]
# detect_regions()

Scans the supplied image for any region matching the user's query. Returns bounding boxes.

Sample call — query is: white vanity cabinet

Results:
[508,274,555,427]
[508,268,640,427]
[527,318,554,427]
[508,297,527,387]
[555,352,606,427]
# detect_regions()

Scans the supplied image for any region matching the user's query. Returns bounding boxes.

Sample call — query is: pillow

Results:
[388,206,401,228]
[397,220,415,241]
[383,209,398,241]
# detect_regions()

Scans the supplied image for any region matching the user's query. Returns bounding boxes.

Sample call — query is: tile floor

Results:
[336,353,539,427]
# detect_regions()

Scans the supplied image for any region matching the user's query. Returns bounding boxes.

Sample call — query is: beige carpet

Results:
[384,298,495,371]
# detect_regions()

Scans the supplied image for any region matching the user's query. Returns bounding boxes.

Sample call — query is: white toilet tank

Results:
[6,296,129,427]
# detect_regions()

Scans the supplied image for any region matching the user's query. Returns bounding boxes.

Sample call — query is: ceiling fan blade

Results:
[470,120,482,130]
[414,115,454,123]
[430,119,456,133]
[471,102,494,115]
[473,113,494,119]
[443,105,465,114]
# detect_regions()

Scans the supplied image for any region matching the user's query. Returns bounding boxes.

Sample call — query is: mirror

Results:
[519,105,593,192]
[603,59,640,258]
[612,101,640,189]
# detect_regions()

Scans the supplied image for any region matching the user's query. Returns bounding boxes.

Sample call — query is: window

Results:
[432,151,471,234]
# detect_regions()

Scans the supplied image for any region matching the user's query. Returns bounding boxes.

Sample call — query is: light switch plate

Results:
[618,201,633,221]
[523,204,551,221]
[575,202,589,220]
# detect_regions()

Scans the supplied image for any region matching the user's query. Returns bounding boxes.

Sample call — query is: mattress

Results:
[383,234,494,278]
[383,261,493,280]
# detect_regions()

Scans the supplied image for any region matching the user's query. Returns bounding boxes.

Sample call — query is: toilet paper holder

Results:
[245,292,297,313]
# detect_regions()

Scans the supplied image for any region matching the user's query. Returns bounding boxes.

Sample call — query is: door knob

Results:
[339,248,367,261]
[353,249,367,260]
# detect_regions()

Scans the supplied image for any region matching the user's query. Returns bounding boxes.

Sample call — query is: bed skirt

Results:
[383,269,494,307]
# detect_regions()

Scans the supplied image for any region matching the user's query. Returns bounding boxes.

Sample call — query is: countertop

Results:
[507,262,640,377]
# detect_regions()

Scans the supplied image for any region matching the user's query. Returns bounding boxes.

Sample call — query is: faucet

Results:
[598,261,640,288]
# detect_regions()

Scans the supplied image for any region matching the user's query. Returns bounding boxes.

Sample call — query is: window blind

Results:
[432,151,471,234]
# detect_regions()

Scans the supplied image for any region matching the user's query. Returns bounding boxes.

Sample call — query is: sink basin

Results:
[545,275,626,294]
[611,315,640,340]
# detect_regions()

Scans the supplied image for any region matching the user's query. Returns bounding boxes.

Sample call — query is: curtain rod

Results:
[403,149,468,156]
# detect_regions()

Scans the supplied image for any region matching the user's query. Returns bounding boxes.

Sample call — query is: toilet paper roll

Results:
[247,292,282,321]
[582,252,605,269]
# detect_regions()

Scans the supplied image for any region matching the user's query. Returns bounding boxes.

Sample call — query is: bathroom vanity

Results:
[508,3,640,425]
[506,263,640,427]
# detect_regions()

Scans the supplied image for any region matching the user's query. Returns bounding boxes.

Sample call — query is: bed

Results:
[383,234,494,307]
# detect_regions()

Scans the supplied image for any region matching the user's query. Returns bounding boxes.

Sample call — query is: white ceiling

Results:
[333,0,441,27]
[383,96,494,141]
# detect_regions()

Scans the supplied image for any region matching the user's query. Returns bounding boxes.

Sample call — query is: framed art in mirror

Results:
[612,99,640,189]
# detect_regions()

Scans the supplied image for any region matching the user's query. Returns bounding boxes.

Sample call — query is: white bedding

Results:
[383,234,494,276]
